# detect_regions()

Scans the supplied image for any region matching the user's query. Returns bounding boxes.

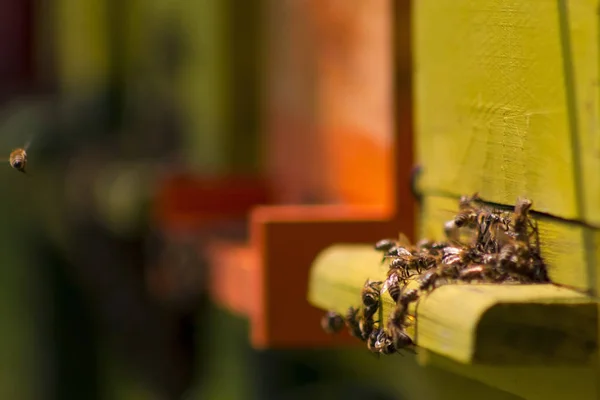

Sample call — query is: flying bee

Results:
[9,147,28,173]
[345,306,363,340]
[381,272,401,303]
[0,102,44,175]
[320,311,344,334]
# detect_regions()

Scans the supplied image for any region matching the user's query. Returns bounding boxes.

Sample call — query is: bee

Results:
[9,147,28,173]
[381,272,401,303]
[359,313,376,340]
[416,239,447,255]
[459,193,481,210]
[454,209,479,228]
[497,240,534,280]
[389,326,414,351]
[526,219,550,283]
[458,264,497,282]
[389,254,415,272]
[388,258,416,282]
[383,234,416,257]
[476,210,511,251]
[419,270,439,292]
[320,311,344,334]
[375,330,397,355]
[345,306,363,340]
[418,264,459,292]
[399,288,419,306]
[388,302,409,329]
[387,308,414,350]
[444,220,460,242]
[361,279,382,313]
[416,253,438,272]
[441,246,470,266]
[387,293,417,351]
[374,239,398,253]
[513,197,533,242]
[367,329,381,353]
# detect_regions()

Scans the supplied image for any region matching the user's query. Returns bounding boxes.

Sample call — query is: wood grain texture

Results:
[414,0,600,226]
[419,351,599,400]
[308,245,598,366]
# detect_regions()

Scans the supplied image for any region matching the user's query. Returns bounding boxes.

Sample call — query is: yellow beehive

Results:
[308,2,600,399]
[415,0,600,295]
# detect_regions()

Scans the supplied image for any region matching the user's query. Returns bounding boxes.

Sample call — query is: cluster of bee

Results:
[320,193,550,355]
[320,280,417,356]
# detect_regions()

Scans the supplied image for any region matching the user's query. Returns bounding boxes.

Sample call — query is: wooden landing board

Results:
[308,244,598,366]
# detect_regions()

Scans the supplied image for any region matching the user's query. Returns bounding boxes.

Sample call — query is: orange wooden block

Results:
[154,173,271,231]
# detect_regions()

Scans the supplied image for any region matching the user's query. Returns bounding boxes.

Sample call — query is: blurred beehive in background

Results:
[154,0,415,349]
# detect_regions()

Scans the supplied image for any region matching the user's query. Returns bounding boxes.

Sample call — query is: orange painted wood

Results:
[205,241,259,317]
[156,0,413,348]
[249,205,409,348]
[154,173,270,231]
[224,0,413,347]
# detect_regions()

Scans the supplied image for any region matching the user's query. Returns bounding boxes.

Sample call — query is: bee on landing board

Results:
[320,311,344,334]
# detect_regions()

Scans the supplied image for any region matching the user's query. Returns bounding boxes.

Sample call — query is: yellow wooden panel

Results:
[420,351,599,400]
[414,0,588,221]
[565,0,600,225]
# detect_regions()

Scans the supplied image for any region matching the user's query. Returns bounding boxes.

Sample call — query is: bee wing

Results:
[399,248,413,257]
[0,98,52,153]
[397,233,413,248]
[380,279,390,295]
[380,273,398,295]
